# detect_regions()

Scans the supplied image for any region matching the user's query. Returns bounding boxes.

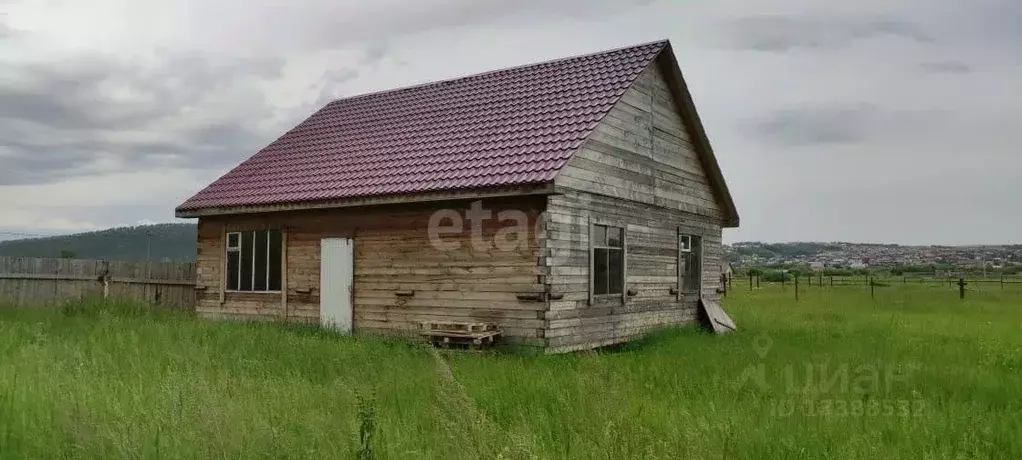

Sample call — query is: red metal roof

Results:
[176,41,667,213]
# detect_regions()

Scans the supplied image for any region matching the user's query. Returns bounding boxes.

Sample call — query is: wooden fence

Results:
[731,272,1022,301]
[0,257,196,309]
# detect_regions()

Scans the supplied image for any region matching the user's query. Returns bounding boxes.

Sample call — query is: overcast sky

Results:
[1,0,1018,245]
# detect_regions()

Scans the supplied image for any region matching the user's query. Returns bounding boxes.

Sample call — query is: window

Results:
[679,234,702,294]
[591,224,624,297]
[226,230,283,292]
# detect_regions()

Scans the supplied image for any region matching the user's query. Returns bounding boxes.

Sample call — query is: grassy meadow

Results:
[1,283,1020,459]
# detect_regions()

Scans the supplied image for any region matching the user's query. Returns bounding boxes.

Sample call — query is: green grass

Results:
[2,285,1021,459]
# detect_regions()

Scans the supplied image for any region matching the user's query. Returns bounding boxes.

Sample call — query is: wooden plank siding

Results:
[195,197,548,346]
[556,56,723,220]
[546,55,726,352]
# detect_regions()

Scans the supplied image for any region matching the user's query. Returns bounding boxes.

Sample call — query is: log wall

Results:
[195,197,547,346]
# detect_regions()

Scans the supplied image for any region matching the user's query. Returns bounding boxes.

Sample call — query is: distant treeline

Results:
[0,223,197,262]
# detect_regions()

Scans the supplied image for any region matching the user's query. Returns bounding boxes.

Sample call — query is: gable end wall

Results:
[545,56,726,352]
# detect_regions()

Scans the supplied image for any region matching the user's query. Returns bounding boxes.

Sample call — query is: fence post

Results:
[958,278,967,299]
[756,275,760,289]
[830,275,834,287]
[721,274,727,298]
[101,260,110,299]
[749,273,754,291]
[781,276,786,291]
[1001,275,1005,290]
[870,277,875,299]
[795,275,800,301]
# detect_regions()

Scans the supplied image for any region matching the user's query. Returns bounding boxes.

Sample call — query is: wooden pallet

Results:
[418,320,497,334]
[419,321,501,350]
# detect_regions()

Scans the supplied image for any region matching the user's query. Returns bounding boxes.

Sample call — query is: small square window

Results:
[606,227,622,247]
[227,232,240,250]
[680,235,691,252]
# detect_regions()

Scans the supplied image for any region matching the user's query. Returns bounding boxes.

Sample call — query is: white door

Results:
[320,238,354,333]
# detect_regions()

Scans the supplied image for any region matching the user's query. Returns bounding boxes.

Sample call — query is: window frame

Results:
[225,229,283,293]
[677,230,702,299]
[588,219,627,305]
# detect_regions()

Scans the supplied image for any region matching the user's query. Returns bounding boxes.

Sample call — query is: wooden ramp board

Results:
[699,298,737,334]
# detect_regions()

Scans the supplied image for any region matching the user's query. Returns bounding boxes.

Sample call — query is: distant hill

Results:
[0,223,197,261]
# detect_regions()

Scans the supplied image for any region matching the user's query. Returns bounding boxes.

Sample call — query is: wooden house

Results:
[176,40,739,353]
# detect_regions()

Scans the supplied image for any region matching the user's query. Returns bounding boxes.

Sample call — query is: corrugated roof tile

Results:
[176,41,666,212]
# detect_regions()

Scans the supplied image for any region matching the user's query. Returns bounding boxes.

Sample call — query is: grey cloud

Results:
[190,122,261,148]
[0,54,285,186]
[919,60,971,74]
[725,15,934,52]
[966,0,1022,46]
[362,40,389,67]
[311,43,392,106]
[0,0,655,188]
[0,18,20,39]
[250,0,653,51]
[314,68,363,107]
[866,18,934,43]
[749,104,880,146]
[745,103,949,148]
[0,63,115,130]
[0,144,96,185]
[0,54,283,130]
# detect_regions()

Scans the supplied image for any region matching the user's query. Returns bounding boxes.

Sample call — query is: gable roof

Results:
[176,40,738,226]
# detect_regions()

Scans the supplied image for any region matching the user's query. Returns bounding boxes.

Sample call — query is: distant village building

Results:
[809,261,825,271]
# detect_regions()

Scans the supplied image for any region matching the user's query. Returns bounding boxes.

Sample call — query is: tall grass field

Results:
[1,284,1020,459]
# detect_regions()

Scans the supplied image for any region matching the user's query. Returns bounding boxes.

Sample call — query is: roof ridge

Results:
[325,39,670,106]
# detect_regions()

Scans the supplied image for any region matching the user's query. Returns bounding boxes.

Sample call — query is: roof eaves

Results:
[174,182,557,218]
